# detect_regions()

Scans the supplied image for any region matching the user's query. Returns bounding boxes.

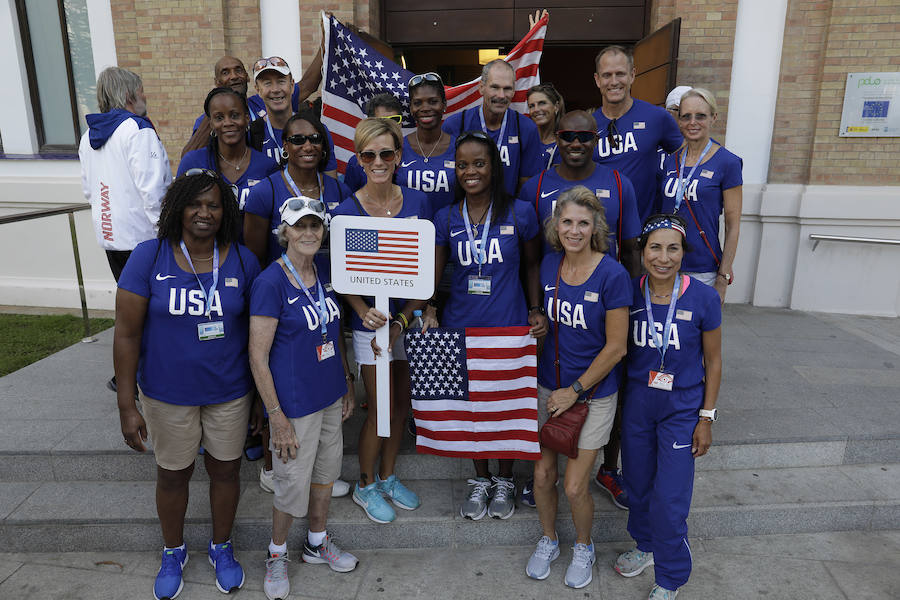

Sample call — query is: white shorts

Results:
[352,329,407,366]
[684,271,717,287]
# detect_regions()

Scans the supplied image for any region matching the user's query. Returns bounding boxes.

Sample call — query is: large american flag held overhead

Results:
[404,326,541,460]
[345,227,419,275]
[320,11,548,173]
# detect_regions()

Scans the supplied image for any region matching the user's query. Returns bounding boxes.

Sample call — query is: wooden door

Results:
[631,18,681,106]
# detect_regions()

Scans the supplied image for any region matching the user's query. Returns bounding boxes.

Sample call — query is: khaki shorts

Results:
[141,390,251,470]
[352,329,407,366]
[271,399,344,518]
[537,384,618,451]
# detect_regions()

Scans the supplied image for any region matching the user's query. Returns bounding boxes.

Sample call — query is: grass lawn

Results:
[0,314,114,376]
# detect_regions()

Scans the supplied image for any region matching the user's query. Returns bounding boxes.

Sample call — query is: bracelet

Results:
[397,312,409,329]
[427,297,439,308]
[528,305,545,315]
[699,417,713,422]
[267,405,282,416]
[391,320,404,330]
[345,372,355,382]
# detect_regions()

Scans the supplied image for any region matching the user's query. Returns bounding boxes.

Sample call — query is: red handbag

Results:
[538,258,595,459]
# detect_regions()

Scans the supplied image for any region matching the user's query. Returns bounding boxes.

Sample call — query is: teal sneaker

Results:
[154,546,188,600]
[615,547,654,577]
[648,584,679,599]
[353,482,396,523]
[376,474,421,510]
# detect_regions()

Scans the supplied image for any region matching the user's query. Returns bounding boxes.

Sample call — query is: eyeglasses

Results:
[378,114,403,124]
[284,197,326,214]
[358,149,398,164]
[408,72,442,88]
[284,133,323,146]
[607,118,620,149]
[678,112,709,123]
[557,130,597,144]
[253,56,289,71]
[184,168,219,179]
[455,130,491,146]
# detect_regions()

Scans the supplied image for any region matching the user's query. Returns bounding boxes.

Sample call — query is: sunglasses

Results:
[456,130,491,146]
[358,149,398,164]
[678,112,710,123]
[607,118,620,149]
[557,130,597,144]
[284,133,323,146]
[284,197,326,214]
[408,72,442,88]
[253,56,289,71]
[378,114,403,124]
[184,168,218,179]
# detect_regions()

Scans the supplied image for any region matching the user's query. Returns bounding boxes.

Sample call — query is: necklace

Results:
[648,284,672,299]
[364,188,396,216]
[415,130,444,163]
[218,146,249,171]
[189,254,213,261]
[466,202,490,234]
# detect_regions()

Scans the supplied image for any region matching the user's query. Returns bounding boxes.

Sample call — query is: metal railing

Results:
[0,203,96,342]
[809,234,900,252]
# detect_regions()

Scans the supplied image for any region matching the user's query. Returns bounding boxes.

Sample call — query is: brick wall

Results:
[297,1,375,74]
[650,0,739,144]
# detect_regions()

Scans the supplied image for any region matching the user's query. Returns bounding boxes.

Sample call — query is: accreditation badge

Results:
[467,275,492,295]
[198,321,225,341]
[317,340,335,361]
[648,370,674,391]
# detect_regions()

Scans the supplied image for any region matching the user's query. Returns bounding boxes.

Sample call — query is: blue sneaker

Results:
[376,474,420,510]
[154,546,188,600]
[208,540,244,593]
[521,478,536,508]
[595,467,629,510]
[353,482,396,523]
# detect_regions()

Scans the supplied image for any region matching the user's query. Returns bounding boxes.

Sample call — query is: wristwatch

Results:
[717,272,732,284]
[699,408,718,422]
[571,380,584,395]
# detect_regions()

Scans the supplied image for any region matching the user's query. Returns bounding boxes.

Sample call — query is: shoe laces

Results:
[159,549,183,576]
[265,553,290,581]
[571,543,594,568]
[212,543,238,568]
[533,536,558,560]
[491,476,514,502]
[466,478,491,501]
[650,584,677,599]
[321,535,345,560]
[600,470,625,496]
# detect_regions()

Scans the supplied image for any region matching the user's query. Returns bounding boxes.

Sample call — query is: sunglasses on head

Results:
[607,118,620,149]
[285,133,323,146]
[285,197,326,214]
[184,168,219,179]
[408,72,442,88]
[253,56,288,71]
[378,114,403,123]
[358,149,398,164]
[557,130,597,144]
[455,130,491,146]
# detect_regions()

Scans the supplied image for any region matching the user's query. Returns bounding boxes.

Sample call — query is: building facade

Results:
[0,0,898,315]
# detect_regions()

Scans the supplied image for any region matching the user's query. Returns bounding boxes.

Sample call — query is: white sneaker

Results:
[332,479,350,497]
[565,541,595,589]
[525,536,559,580]
[260,468,275,493]
[264,550,290,600]
[648,584,679,599]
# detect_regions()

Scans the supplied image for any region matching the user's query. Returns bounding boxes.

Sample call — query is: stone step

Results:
[0,464,896,552]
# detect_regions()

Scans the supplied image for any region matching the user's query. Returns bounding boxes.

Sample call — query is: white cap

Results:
[279,196,326,226]
[665,85,692,110]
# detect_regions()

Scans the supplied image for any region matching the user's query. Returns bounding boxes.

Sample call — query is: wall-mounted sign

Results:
[839,72,900,137]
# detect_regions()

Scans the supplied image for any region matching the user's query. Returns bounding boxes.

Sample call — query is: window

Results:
[16,0,97,153]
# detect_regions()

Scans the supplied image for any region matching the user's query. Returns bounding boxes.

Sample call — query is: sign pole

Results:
[374,293,391,438]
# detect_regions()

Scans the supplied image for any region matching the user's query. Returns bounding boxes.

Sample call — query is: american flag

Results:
[345,228,419,275]
[404,326,540,460]
[320,11,548,173]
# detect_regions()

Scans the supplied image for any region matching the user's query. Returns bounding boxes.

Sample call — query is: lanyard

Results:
[264,116,281,159]
[283,166,323,204]
[179,241,219,318]
[643,275,681,371]
[545,143,557,169]
[282,252,329,341]
[462,198,493,275]
[477,107,508,152]
[674,139,712,212]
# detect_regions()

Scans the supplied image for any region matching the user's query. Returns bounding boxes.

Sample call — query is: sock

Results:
[164,543,186,552]
[210,539,231,550]
[269,540,287,555]
[308,530,326,547]
[547,535,559,545]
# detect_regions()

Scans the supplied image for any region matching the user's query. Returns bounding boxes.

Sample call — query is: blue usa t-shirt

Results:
[539,252,631,398]
[434,199,539,327]
[331,188,433,331]
[396,136,458,215]
[243,171,350,265]
[442,107,544,197]
[591,98,683,222]
[250,261,347,418]
[519,165,641,260]
[177,147,278,213]
[118,239,261,406]
[658,146,743,273]
[626,275,722,390]
[538,140,560,170]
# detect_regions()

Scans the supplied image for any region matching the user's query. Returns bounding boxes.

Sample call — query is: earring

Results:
[281,148,289,160]
[210,130,217,138]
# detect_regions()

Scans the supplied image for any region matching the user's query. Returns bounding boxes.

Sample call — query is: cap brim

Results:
[254,65,291,80]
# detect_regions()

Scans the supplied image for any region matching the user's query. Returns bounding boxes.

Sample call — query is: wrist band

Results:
[529,305,545,315]
[391,320,404,330]
[427,297,439,308]
[397,312,409,329]
[267,405,282,416]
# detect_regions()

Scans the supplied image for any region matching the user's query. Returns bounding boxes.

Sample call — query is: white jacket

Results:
[79,109,171,251]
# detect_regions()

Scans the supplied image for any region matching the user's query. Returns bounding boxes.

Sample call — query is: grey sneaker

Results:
[260,468,275,493]
[565,541,595,589]
[264,551,290,600]
[487,476,515,519]
[301,535,358,573]
[525,536,560,580]
[614,547,654,577]
[460,477,492,520]
[648,584,679,599]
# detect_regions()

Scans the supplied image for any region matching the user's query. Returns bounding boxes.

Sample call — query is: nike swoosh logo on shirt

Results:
[630,308,645,315]
[401,161,416,168]
[544,285,556,292]
[287,296,300,304]
[673,442,691,450]
[540,189,559,198]
[155,274,176,281]
[450,230,467,237]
